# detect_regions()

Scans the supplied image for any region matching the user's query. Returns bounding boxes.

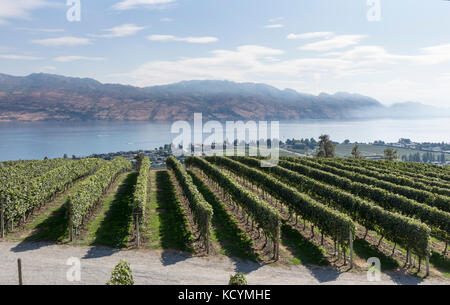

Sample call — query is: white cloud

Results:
[16,27,65,33]
[419,44,450,65]
[268,17,284,23]
[0,54,42,60]
[0,0,49,24]
[332,44,450,66]
[112,0,175,10]
[299,35,367,51]
[30,36,93,47]
[264,24,284,29]
[91,24,145,38]
[113,45,299,86]
[115,42,450,93]
[147,35,218,44]
[160,17,173,22]
[53,56,106,63]
[287,32,334,40]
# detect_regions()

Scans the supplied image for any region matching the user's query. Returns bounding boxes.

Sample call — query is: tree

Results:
[343,139,350,145]
[309,138,317,149]
[316,135,335,158]
[384,148,398,161]
[351,144,362,159]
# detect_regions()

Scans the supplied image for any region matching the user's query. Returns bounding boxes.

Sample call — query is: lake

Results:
[0,118,449,161]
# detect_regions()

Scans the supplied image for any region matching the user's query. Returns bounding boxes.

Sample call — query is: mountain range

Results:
[0,73,448,122]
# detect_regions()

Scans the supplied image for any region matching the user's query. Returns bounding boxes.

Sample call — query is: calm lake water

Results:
[0,118,449,161]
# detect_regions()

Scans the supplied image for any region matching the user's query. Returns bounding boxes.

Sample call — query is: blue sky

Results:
[1,0,450,107]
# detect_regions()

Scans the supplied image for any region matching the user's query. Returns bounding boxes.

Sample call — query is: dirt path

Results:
[0,241,448,285]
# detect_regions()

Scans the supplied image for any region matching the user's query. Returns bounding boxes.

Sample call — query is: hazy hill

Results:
[0,73,447,122]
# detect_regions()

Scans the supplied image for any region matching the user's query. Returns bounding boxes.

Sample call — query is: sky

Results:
[0,0,450,107]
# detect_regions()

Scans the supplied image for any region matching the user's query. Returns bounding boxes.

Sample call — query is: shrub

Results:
[106,260,134,285]
[228,273,247,285]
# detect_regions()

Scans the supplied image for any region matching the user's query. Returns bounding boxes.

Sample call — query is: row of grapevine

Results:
[0,158,106,235]
[132,156,151,223]
[347,158,450,182]
[68,157,132,239]
[0,160,30,168]
[0,159,74,193]
[205,156,356,251]
[185,156,282,260]
[335,158,450,190]
[187,169,256,259]
[277,158,449,240]
[231,157,432,257]
[311,158,450,197]
[166,156,213,254]
[284,157,450,213]
[391,158,450,175]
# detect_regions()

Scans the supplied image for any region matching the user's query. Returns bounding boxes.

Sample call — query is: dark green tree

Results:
[384,148,398,161]
[351,144,362,159]
[316,135,335,158]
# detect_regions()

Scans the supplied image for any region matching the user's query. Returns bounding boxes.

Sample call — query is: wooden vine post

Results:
[1,198,4,238]
[17,258,23,285]
[135,213,140,248]
[425,242,430,277]
[68,200,74,242]
[349,230,354,268]
[205,213,211,255]
[274,228,280,261]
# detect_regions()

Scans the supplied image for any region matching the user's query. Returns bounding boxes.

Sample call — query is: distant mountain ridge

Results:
[0,73,448,122]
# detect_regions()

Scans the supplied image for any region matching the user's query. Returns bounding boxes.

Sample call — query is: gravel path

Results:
[0,241,448,285]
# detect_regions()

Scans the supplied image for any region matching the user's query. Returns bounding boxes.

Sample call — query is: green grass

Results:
[80,172,136,248]
[188,170,258,261]
[141,170,162,249]
[142,170,192,252]
[430,250,450,278]
[352,238,400,271]
[21,198,70,242]
[280,222,329,266]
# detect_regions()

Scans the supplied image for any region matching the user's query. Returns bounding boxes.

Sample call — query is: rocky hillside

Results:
[0,73,445,122]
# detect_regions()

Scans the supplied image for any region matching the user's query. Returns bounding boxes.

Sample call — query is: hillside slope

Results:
[0,73,447,121]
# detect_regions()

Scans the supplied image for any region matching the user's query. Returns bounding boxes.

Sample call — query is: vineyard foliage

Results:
[68,157,131,232]
[282,157,450,213]
[231,157,432,256]
[185,156,282,243]
[276,159,449,237]
[166,156,213,247]
[1,154,448,265]
[312,158,450,197]
[1,158,105,223]
[133,156,151,222]
[204,156,355,247]
[325,158,450,190]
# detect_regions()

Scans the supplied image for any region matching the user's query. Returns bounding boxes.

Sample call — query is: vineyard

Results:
[0,156,449,279]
